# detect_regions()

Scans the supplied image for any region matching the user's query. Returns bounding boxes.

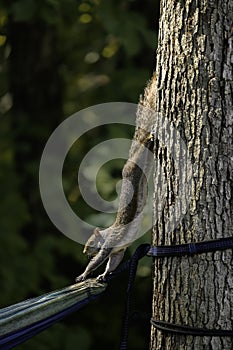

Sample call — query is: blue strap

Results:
[119,244,151,350]
[148,237,233,340]
[151,319,233,337]
[147,237,233,257]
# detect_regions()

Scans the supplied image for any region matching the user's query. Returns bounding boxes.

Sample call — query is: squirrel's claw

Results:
[96,273,108,282]
[75,273,87,283]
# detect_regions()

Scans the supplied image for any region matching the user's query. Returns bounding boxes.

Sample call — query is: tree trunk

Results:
[150,0,233,349]
[8,20,64,241]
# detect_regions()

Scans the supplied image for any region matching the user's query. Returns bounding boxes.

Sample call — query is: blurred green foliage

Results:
[0,0,159,349]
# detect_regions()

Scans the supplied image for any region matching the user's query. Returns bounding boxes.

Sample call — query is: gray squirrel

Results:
[75,74,157,282]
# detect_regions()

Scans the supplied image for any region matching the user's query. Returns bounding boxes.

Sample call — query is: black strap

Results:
[149,237,233,340]
[120,244,151,350]
[109,237,233,348]
[151,319,233,337]
[147,237,233,257]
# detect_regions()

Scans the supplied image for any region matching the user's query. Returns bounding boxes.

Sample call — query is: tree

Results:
[148,0,233,349]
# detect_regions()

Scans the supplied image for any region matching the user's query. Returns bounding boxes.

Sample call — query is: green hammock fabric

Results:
[0,279,106,349]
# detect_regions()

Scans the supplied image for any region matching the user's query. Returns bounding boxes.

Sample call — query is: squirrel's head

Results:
[83,227,105,256]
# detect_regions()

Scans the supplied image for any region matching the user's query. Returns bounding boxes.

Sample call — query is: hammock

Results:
[1,239,232,350]
[0,279,106,350]
[0,244,150,350]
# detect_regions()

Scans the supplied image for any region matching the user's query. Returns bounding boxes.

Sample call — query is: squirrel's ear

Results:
[94,227,100,236]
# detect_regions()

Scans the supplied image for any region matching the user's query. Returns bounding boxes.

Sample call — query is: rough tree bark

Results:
[149,0,233,349]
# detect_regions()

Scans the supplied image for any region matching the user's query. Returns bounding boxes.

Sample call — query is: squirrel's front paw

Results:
[96,273,108,282]
[75,273,87,283]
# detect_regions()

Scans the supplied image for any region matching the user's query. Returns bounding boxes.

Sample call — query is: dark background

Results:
[0,1,159,349]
